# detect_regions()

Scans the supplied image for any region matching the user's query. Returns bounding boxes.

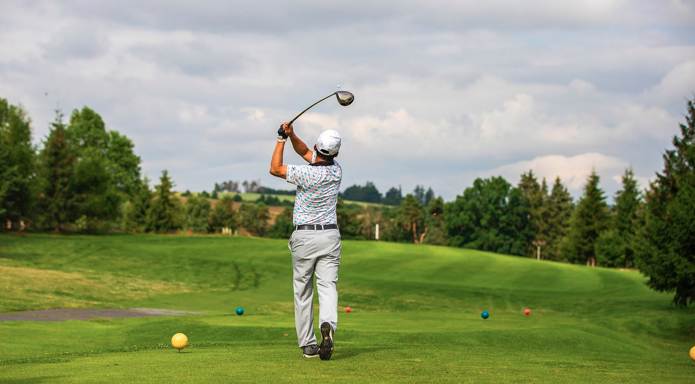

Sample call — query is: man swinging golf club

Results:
[270,122,342,360]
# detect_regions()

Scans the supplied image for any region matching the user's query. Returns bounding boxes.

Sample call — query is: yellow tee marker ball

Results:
[690,346,695,361]
[172,333,188,352]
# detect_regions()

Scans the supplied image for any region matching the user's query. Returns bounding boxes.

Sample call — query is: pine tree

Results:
[424,187,435,206]
[562,170,609,266]
[382,186,403,206]
[595,229,626,267]
[124,177,152,232]
[636,97,695,307]
[518,170,549,257]
[545,177,574,261]
[610,168,642,267]
[39,110,77,232]
[147,170,181,233]
[413,185,426,205]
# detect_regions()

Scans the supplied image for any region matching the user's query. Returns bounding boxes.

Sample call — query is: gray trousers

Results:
[289,228,341,348]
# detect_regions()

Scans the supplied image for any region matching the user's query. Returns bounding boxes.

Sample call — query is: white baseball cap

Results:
[316,130,341,156]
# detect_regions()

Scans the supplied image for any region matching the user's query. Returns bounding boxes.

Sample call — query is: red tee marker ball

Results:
[524,309,531,315]
[345,307,351,313]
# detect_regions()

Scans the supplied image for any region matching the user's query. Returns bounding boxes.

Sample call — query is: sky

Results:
[1,0,694,202]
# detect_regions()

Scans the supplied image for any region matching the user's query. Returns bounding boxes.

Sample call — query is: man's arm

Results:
[282,122,313,163]
[269,136,288,179]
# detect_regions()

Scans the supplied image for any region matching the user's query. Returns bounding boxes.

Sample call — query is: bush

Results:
[182,194,211,233]
[267,207,294,238]
[210,195,238,233]
[240,202,270,236]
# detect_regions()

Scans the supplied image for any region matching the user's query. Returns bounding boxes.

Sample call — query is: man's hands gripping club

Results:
[278,122,293,142]
[270,123,314,179]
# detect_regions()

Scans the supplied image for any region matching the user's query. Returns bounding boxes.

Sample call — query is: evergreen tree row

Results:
[340,182,435,206]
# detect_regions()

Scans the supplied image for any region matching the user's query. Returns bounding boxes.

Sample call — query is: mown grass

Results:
[0,234,693,383]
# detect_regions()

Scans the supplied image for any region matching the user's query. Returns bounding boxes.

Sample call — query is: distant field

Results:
[0,234,693,383]
[231,192,295,203]
[179,191,388,208]
[176,192,295,203]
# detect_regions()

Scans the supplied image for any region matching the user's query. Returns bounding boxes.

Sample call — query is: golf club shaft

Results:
[278,92,338,138]
[288,92,337,126]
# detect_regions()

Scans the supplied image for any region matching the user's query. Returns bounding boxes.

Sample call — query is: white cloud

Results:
[644,60,695,104]
[0,0,692,199]
[487,153,628,192]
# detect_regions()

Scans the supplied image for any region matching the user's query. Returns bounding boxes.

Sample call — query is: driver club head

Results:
[336,91,354,106]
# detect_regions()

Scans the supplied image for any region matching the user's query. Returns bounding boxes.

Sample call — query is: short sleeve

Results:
[286,165,310,189]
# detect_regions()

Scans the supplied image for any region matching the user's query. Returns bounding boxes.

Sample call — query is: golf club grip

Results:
[278,125,288,139]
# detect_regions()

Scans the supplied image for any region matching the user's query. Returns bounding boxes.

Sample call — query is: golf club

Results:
[278,91,354,139]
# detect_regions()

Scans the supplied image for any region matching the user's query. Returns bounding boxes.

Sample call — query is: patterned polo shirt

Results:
[286,153,342,226]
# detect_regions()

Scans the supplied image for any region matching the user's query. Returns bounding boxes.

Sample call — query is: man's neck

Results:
[312,156,334,166]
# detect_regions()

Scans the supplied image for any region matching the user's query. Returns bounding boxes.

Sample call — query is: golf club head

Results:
[336,91,354,106]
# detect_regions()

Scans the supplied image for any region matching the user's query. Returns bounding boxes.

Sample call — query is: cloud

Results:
[644,60,695,104]
[43,23,110,61]
[0,0,692,200]
[52,0,631,33]
[129,38,247,78]
[486,153,629,191]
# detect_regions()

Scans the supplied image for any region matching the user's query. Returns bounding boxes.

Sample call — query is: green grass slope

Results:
[0,234,693,383]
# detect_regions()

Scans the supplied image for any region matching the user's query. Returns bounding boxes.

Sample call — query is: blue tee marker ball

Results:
[236,308,244,316]
[481,311,489,319]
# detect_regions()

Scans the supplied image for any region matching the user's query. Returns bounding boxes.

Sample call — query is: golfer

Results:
[269,122,343,360]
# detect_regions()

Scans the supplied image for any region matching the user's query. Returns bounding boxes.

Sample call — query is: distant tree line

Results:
[0,98,271,237]
[213,179,262,193]
[340,182,435,206]
[1,95,693,306]
[214,180,295,196]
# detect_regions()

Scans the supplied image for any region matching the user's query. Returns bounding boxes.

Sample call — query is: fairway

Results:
[0,234,693,383]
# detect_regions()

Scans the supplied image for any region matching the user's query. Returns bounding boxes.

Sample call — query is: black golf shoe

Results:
[319,322,334,361]
[302,345,319,358]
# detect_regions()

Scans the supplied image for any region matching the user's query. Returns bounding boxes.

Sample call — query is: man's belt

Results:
[295,224,339,230]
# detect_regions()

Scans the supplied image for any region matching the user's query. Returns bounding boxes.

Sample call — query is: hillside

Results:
[0,235,693,382]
